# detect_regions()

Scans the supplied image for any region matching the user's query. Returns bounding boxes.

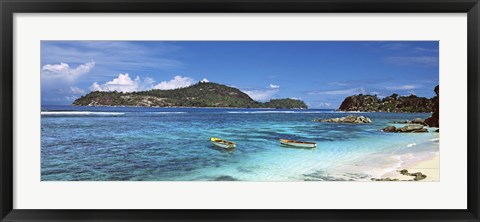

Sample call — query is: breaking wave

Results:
[41,111,125,116]
[227,111,336,114]
[147,112,187,114]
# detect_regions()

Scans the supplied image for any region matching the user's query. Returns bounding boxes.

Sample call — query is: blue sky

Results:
[41,41,439,108]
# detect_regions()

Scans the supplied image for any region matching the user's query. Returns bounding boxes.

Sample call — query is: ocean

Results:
[41,105,439,181]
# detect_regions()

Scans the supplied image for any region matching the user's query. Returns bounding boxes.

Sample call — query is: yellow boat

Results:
[210,137,236,149]
[280,139,316,148]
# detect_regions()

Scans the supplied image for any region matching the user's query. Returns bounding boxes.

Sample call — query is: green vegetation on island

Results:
[262,98,308,109]
[72,82,308,109]
[338,93,435,113]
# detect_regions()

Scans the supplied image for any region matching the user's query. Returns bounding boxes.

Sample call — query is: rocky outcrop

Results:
[338,93,434,113]
[382,126,397,132]
[399,169,427,181]
[425,85,439,127]
[371,178,400,181]
[371,169,427,181]
[314,115,372,124]
[338,95,380,112]
[394,118,427,126]
[213,175,239,181]
[412,118,426,125]
[382,124,428,133]
[397,125,428,133]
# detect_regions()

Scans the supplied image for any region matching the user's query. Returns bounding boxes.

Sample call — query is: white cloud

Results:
[42,61,95,82]
[144,77,156,85]
[242,89,278,102]
[69,86,85,95]
[414,47,439,53]
[306,101,334,109]
[89,75,199,93]
[154,75,194,90]
[64,95,80,101]
[41,61,95,104]
[385,56,438,66]
[42,42,182,73]
[89,82,103,92]
[317,102,332,107]
[89,73,154,92]
[242,84,281,102]
[269,84,280,89]
[91,77,280,102]
[43,63,69,72]
[385,85,419,90]
[327,81,349,87]
[369,91,388,98]
[42,85,87,103]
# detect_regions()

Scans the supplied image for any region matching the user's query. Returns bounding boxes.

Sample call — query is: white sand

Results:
[381,152,439,181]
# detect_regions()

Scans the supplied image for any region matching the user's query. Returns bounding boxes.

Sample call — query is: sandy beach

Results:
[381,152,439,181]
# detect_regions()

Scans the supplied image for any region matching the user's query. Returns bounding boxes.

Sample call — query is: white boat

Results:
[280,139,316,148]
[210,137,236,149]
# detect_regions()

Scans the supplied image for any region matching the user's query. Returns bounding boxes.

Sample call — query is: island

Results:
[72,82,308,109]
[338,91,436,113]
[336,85,439,128]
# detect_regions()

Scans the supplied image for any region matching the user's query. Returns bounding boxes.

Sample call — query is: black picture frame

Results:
[1,0,479,221]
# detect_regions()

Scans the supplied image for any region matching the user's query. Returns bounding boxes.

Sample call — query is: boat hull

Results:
[210,137,236,149]
[280,139,316,148]
[211,142,236,149]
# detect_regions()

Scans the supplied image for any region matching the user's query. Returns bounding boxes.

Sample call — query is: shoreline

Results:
[67,105,308,110]
[41,105,434,114]
[62,104,433,113]
[380,152,439,181]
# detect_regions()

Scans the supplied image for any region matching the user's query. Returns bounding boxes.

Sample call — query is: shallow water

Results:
[41,105,439,181]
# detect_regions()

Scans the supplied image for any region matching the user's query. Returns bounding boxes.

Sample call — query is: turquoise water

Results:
[41,105,439,181]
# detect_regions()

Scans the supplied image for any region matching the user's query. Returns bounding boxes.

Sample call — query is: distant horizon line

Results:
[40,104,338,110]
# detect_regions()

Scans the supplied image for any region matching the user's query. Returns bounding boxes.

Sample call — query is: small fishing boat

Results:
[279,139,316,148]
[210,137,236,149]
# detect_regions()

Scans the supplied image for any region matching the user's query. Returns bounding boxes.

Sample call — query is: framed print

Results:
[1,0,479,221]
